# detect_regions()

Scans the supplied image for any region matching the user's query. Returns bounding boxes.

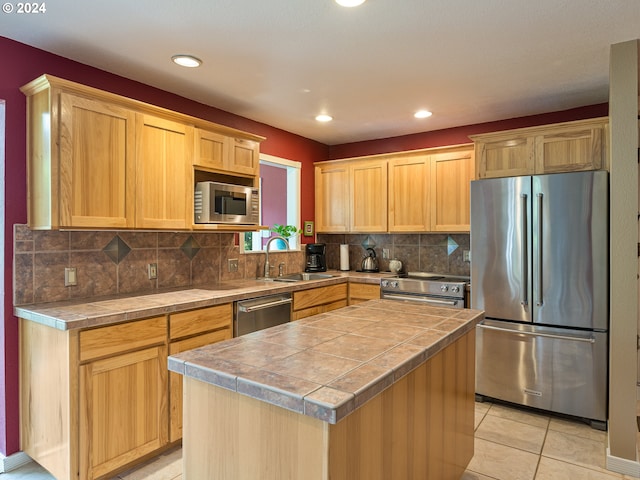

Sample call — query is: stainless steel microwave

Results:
[194,182,260,224]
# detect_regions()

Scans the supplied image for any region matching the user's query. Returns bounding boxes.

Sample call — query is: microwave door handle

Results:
[520,193,528,306]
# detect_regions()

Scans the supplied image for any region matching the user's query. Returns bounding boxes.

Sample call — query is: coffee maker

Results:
[305,243,327,272]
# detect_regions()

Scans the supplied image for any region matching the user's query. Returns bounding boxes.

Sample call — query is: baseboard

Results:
[607,448,640,478]
[0,451,32,473]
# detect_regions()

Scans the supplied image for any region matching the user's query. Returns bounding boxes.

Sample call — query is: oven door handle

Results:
[383,294,459,307]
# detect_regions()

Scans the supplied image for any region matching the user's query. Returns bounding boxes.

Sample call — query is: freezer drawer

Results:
[476,319,608,424]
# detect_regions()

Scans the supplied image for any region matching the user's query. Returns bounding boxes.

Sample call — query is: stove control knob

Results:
[381,280,389,288]
[391,281,399,288]
[451,285,460,293]
[440,284,449,292]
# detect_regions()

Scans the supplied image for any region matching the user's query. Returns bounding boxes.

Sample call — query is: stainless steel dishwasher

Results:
[234,293,292,336]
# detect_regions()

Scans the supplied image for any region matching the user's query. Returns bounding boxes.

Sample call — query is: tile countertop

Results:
[168,299,483,424]
[13,270,387,331]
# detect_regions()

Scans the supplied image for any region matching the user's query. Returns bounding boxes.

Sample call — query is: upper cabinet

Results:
[21,74,264,230]
[194,129,260,177]
[471,117,608,179]
[135,114,193,230]
[316,145,474,233]
[57,93,136,229]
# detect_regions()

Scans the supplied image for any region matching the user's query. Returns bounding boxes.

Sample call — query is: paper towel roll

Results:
[339,244,350,271]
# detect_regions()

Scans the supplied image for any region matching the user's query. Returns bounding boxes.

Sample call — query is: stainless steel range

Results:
[380,273,469,309]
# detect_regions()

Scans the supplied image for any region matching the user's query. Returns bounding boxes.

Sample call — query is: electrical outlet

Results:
[463,250,471,262]
[228,258,239,272]
[148,263,158,280]
[382,248,390,259]
[64,267,77,286]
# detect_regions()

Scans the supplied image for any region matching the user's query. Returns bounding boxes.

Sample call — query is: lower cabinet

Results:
[292,283,348,320]
[20,303,232,480]
[348,282,380,305]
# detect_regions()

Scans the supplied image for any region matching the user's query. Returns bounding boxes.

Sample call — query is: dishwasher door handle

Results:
[477,322,596,344]
[237,297,292,313]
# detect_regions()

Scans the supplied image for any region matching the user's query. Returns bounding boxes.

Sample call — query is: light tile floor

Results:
[3,401,639,479]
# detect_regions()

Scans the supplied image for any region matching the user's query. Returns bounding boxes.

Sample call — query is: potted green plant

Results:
[269,224,302,249]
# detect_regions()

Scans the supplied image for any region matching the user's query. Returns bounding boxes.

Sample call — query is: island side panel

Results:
[20,319,79,480]
[183,378,329,480]
[328,329,475,480]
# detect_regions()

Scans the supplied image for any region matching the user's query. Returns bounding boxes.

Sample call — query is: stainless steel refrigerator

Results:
[470,171,609,429]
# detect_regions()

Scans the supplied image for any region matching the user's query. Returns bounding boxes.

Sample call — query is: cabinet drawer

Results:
[292,299,348,321]
[169,304,232,340]
[293,284,348,311]
[349,283,380,301]
[169,329,232,356]
[79,316,167,362]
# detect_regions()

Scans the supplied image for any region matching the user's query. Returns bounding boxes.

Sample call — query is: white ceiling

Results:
[1,0,638,145]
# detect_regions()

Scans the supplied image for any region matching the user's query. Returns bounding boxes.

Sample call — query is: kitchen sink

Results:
[260,272,334,282]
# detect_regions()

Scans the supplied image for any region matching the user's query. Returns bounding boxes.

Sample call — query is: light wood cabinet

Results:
[388,154,430,231]
[135,114,193,229]
[472,117,608,179]
[78,316,168,480]
[21,74,264,231]
[292,283,348,320]
[348,282,380,305]
[195,129,260,177]
[20,303,234,480]
[319,145,474,234]
[350,160,388,232]
[315,163,350,232]
[168,304,232,442]
[430,148,474,232]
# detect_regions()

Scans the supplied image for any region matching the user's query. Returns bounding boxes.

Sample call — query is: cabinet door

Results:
[229,137,260,176]
[79,345,168,480]
[315,164,350,232]
[59,93,135,228]
[194,128,228,171]
[350,160,387,232]
[388,155,430,231]
[475,135,534,179]
[534,123,604,173]
[430,149,474,232]
[136,114,193,229]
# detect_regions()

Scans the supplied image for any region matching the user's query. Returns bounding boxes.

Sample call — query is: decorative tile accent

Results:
[102,235,131,265]
[180,235,201,260]
[447,235,459,255]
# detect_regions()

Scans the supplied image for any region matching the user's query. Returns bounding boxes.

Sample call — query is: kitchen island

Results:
[169,299,483,480]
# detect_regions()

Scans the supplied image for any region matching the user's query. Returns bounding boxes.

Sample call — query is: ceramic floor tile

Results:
[487,402,550,429]
[542,429,608,472]
[466,437,539,480]
[0,461,56,479]
[476,413,548,454]
[460,469,498,480]
[548,416,608,443]
[475,401,491,429]
[116,447,182,480]
[535,456,624,479]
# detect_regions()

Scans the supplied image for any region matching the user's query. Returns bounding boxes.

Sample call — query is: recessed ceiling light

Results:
[414,110,433,119]
[171,55,202,68]
[335,0,366,7]
[315,114,333,122]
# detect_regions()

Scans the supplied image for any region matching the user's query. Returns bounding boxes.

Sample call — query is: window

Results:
[242,154,301,252]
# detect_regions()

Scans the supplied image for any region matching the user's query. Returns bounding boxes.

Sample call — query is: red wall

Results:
[0,35,609,457]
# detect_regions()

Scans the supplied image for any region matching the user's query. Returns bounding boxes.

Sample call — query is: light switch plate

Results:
[463,250,471,262]
[228,258,239,272]
[148,263,158,280]
[382,248,390,259]
[64,267,77,286]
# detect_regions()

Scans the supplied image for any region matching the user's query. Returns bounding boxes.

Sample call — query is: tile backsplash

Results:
[317,233,470,277]
[13,225,304,305]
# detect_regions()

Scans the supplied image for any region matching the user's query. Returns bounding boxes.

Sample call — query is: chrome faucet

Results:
[264,236,289,278]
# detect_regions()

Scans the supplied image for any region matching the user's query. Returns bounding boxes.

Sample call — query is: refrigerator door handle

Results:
[477,322,596,344]
[520,193,528,306]
[536,192,544,306]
